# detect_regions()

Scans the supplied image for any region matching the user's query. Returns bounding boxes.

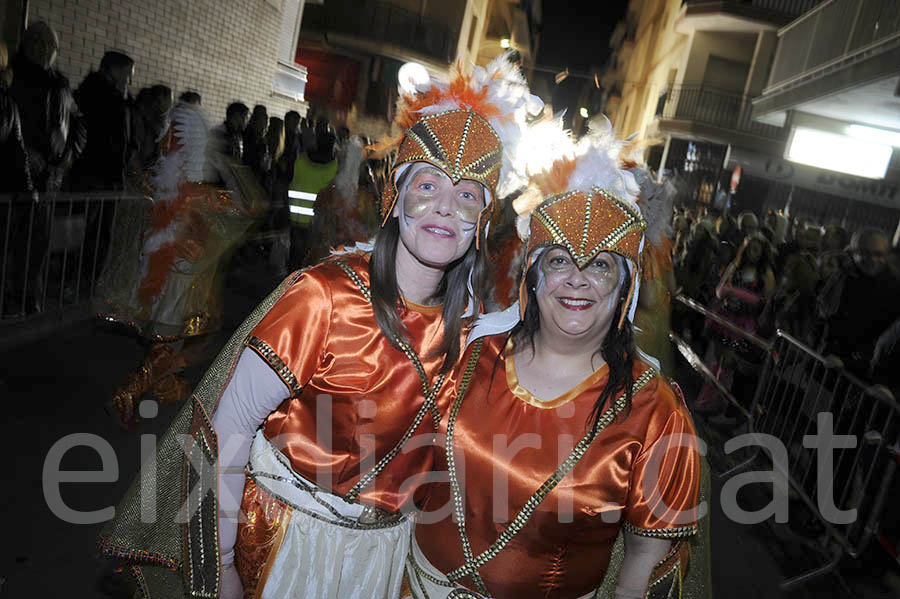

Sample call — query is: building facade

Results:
[603,0,900,232]
[13,0,310,123]
[295,0,540,139]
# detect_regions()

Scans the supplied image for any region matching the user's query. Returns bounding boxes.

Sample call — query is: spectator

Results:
[8,22,85,312]
[696,234,775,416]
[130,84,173,172]
[71,50,134,191]
[819,249,852,285]
[0,42,30,194]
[282,110,302,179]
[737,211,758,238]
[178,90,201,105]
[821,223,850,253]
[265,116,285,175]
[266,114,296,276]
[304,135,377,264]
[242,104,269,183]
[819,228,900,379]
[289,119,337,266]
[213,101,249,162]
[10,21,83,192]
[770,250,820,345]
[0,42,34,315]
[716,214,742,248]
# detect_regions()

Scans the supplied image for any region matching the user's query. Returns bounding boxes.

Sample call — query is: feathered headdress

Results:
[377,53,541,247]
[515,118,646,328]
[629,165,676,282]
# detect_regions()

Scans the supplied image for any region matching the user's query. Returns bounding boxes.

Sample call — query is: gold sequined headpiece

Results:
[375,53,539,248]
[515,121,646,328]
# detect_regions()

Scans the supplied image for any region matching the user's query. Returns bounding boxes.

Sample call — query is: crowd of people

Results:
[670,204,900,416]
[0,21,381,318]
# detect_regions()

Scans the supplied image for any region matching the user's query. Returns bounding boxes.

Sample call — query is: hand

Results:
[27,148,46,176]
[220,562,243,599]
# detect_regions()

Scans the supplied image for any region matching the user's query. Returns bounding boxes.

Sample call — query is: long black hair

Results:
[368,170,492,374]
[511,250,637,434]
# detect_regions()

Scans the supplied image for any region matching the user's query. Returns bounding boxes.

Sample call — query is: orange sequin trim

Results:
[235,478,292,598]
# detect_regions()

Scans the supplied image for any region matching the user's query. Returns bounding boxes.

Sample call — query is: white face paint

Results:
[393,162,485,268]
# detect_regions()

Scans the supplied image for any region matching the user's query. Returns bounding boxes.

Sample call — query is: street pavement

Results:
[0,262,896,598]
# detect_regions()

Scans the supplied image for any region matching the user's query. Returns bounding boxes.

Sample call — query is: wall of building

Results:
[676,30,757,88]
[27,0,307,124]
[457,0,488,70]
[615,0,687,143]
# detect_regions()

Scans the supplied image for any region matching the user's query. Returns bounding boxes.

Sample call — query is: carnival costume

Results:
[304,136,379,264]
[99,54,537,598]
[630,167,677,376]
[96,100,262,425]
[406,124,709,599]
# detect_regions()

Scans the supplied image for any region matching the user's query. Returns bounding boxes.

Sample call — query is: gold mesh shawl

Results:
[99,272,301,598]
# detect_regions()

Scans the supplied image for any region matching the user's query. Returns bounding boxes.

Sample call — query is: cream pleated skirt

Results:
[247,430,412,599]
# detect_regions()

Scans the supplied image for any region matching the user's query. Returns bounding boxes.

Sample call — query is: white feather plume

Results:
[630,166,675,247]
[570,118,639,206]
[151,101,211,198]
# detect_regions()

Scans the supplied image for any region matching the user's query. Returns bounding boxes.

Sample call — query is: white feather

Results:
[630,166,675,247]
[333,136,365,204]
[568,118,639,206]
[151,101,211,195]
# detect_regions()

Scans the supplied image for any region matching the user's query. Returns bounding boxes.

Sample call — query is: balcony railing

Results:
[658,85,785,139]
[768,0,900,91]
[302,0,460,64]
[683,0,824,20]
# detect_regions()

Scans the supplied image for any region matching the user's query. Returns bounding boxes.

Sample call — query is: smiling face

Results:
[535,247,626,345]
[393,163,485,268]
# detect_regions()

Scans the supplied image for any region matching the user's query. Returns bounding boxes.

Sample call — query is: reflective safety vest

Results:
[288,154,339,226]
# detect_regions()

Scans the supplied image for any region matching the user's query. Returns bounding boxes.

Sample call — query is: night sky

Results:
[535,0,629,124]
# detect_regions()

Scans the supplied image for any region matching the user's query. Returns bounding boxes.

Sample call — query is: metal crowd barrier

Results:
[734,330,899,589]
[0,192,149,343]
[672,293,900,590]
[671,292,773,422]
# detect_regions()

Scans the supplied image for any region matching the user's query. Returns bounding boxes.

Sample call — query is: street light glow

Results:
[500,38,511,49]
[847,124,900,148]
[579,107,589,119]
[398,62,430,95]
[786,126,893,179]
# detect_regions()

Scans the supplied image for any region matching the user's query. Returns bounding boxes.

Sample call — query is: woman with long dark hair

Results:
[99,55,537,599]
[406,128,703,599]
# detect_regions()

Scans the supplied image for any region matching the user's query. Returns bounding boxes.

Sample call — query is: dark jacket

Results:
[70,71,131,191]
[9,53,83,191]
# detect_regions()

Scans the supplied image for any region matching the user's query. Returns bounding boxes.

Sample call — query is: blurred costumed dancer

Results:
[630,166,678,377]
[99,54,539,599]
[96,98,262,427]
[304,135,380,264]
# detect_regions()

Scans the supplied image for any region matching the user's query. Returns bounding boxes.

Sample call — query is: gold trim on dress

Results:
[623,521,699,540]
[331,260,449,501]
[444,362,658,587]
[245,335,302,396]
[505,338,610,409]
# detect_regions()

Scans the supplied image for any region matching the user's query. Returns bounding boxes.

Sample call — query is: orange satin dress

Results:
[415,334,701,599]
[246,252,455,514]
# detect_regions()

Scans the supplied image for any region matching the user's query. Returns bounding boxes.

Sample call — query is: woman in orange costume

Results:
[407,125,703,599]
[99,55,539,599]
